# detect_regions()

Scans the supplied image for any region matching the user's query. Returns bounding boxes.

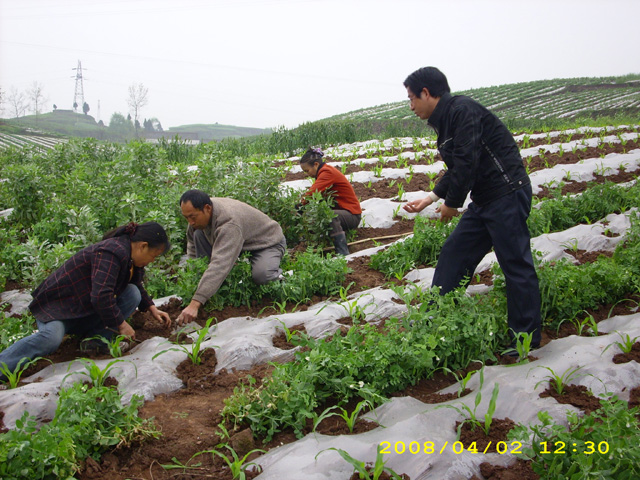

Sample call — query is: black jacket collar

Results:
[427,91,453,134]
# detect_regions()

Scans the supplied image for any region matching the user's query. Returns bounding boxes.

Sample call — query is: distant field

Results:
[328,74,640,124]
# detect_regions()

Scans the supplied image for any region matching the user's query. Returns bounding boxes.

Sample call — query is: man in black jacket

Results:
[403,66,541,350]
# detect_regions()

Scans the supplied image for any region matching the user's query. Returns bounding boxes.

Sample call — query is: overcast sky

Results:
[2,0,640,130]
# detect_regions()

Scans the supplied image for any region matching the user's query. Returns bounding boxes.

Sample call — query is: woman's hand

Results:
[118,320,136,340]
[149,305,172,329]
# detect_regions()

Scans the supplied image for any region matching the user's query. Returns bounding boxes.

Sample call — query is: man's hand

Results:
[436,204,459,223]
[149,305,172,329]
[176,300,202,326]
[118,320,136,340]
[403,196,433,213]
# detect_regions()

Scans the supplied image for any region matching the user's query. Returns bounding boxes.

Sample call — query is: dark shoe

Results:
[332,232,350,256]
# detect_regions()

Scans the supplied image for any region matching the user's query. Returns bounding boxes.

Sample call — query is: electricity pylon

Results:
[72,60,85,112]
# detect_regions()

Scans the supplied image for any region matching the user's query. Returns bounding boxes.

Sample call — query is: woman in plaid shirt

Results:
[0,221,171,378]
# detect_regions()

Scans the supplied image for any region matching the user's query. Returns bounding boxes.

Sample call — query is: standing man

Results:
[176,189,286,325]
[402,66,541,350]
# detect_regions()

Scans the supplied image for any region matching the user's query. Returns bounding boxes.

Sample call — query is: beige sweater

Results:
[186,197,284,305]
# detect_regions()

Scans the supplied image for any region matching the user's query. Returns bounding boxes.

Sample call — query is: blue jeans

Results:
[0,284,141,376]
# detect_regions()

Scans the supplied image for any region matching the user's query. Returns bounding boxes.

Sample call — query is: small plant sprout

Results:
[0,357,50,389]
[63,358,135,388]
[560,238,580,253]
[438,366,501,436]
[501,330,535,362]
[561,310,599,337]
[207,445,265,480]
[88,333,131,358]
[531,365,588,395]
[602,331,640,355]
[395,183,406,202]
[153,317,217,365]
[330,399,373,433]
[315,444,405,480]
[392,204,402,218]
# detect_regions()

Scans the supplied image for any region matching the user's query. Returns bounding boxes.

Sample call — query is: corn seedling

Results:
[87,333,130,358]
[501,331,535,362]
[63,358,135,388]
[531,365,588,395]
[207,445,265,480]
[315,445,405,480]
[437,366,501,436]
[153,317,217,365]
[602,331,640,355]
[0,357,50,389]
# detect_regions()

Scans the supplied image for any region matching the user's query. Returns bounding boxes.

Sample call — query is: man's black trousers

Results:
[431,184,542,346]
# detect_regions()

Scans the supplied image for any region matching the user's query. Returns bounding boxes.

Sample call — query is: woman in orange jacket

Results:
[300,147,362,255]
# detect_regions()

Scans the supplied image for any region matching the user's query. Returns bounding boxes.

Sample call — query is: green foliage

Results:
[531,365,588,396]
[315,445,405,480]
[527,182,640,236]
[0,382,159,479]
[63,358,136,388]
[0,357,49,389]
[0,312,36,354]
[439,367,500,436]
[370,215,459,278]
[153,317,217,365]
[509,396,640,479]
[222,287,504,441]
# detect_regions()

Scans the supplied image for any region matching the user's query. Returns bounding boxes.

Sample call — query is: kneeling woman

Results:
[0,222,172,377]
[300,147,362,255]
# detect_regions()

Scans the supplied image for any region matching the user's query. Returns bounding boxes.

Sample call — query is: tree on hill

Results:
[83,102,90,115]
[107,112,135,142]
[127,83,148,137]
[7,87,28,118]
[28,82,46,117]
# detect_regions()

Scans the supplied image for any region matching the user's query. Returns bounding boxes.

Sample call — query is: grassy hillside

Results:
[327,74,640,129]
[166,123,271,141]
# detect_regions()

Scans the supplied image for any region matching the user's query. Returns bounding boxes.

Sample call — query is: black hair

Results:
[300,147,325,166]
[103,221,171,252]
[179,189,213,210]
[403,66,451,98]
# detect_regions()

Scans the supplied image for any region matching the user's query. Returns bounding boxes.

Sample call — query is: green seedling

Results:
[315,444,404,480]
[531,365,588,395]
[63,358,135,388]
[501,330,535,362]
[437,366,500,436]
[602,331,640,355]
[87,333,131,358]
[0,357,50,389]
[153,317,217,365]
[312,399,373,433]
[207,445,265,480]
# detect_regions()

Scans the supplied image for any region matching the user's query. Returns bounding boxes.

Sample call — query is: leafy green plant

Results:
[153,317,217,365]
[87,333,131,358]
[0,382,159,479]
[207,445,265,479]
[312,399,373,433]
[315,445,405,480]
[602,330,640,355]
[531,365,588,395]
[439,366,501,436]
[501,330,535,362]
[508,396,640,479]
[0,357,50,389]
[63,358,135,387]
